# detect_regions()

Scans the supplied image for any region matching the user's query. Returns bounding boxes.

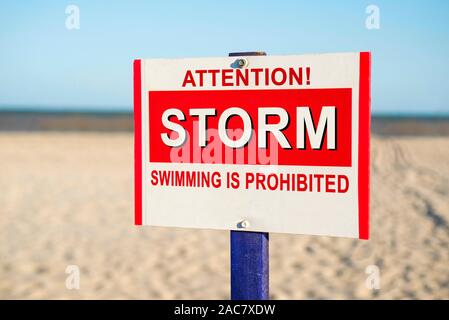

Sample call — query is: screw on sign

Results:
[133,51,371,300]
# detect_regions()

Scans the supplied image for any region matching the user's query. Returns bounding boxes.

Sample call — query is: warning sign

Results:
[134,52,370,239]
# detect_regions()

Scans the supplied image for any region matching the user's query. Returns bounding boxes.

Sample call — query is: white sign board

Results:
[134,52,370,239]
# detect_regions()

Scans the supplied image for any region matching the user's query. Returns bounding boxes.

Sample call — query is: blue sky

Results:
[0,0,448,114]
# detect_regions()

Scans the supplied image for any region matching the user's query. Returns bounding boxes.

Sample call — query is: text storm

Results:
[149,89,351,167]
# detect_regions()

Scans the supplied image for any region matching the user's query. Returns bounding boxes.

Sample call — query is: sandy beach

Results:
[1,132,448,299]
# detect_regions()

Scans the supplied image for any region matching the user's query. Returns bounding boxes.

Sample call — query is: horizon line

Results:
[0,105,449,118]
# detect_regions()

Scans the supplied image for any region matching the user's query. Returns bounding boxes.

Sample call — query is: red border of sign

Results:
[134,59,143,225]
[358,52,371,240]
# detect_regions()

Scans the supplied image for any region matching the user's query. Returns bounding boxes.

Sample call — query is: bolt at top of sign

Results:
[237,58,248,68]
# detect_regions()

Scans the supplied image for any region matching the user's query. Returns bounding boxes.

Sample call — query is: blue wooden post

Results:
[231,231,269,299]
[229,51,269,300]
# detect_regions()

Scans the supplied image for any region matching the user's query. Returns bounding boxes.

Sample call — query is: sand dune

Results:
[0,132,448,299]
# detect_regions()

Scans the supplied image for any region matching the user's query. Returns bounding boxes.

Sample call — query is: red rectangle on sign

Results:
[149,88,352,167]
